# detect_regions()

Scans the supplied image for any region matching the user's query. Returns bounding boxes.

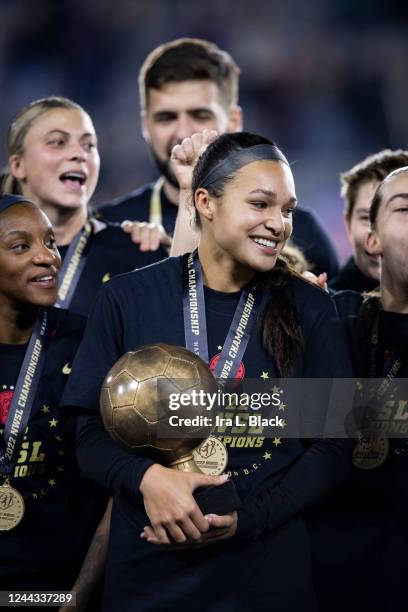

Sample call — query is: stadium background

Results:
[1,0,407,261]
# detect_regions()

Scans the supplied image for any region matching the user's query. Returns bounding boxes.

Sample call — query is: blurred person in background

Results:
[329,149,408,293]
[99,37,339,277]
[1,97,166,317]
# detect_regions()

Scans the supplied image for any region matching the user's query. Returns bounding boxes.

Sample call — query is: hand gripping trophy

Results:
[100,343,239,514]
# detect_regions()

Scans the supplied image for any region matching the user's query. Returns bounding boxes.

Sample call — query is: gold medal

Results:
[193,436,228,475]
[352,436,390,470]
[0,478,25,531]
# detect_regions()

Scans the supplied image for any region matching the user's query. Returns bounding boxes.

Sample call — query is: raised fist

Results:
[170,129,218,191]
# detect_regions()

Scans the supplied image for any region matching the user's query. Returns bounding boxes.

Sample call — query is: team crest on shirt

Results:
[209,352,245,382]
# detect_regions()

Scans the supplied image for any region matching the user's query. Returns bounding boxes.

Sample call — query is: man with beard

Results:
[99,38,339,277]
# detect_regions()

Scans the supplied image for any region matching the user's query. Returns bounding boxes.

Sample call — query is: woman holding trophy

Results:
[63,130,353,611]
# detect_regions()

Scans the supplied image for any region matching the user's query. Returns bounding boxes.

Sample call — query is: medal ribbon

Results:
[0,310,49,477]
[183,252,209,364]
[183,251,263,383]
[149,177,165,225]
[55,222,93,308]
[353,310,405,466]
[369,312,405,399]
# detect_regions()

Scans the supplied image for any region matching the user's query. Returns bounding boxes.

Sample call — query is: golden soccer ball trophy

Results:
[100,343,239,514]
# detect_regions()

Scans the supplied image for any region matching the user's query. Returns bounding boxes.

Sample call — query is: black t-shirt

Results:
[98,183,340,277]
[0,308,105,591]
[62,256,352,611]
[98,183,177,235]
[309,291,408,612]
[329,256,379,293]
[58,219,167,317]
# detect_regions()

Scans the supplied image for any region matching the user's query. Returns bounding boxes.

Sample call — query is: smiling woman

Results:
[1,97,166,316]
[0,193,109,606]
[62,131,354,611]
[4,98,98,236]
[0,198,60,315]
[310,166,408,612]
[368,167,408,298]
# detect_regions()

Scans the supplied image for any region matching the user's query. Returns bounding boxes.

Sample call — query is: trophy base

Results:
[193,480,240,516]
[168,455,201,473]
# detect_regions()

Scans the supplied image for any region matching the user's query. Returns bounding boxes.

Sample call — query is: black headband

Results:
[0,193,34,215]
[199,144,289,190]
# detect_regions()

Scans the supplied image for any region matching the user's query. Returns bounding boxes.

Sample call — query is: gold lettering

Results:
[30,441,45,463]
[231,413,248,434]
[378,400,393,421]
[17,441,29,464]
[395,400,408,421]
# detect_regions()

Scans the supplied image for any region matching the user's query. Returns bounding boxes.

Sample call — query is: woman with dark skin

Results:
[0,194,109,609]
